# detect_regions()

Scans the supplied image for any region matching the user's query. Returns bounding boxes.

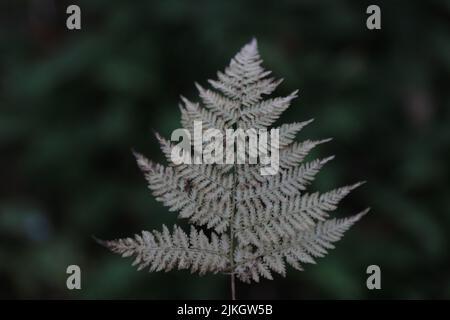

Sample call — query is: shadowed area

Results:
[0,0,449,299]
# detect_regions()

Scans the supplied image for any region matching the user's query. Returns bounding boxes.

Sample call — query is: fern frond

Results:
[244,138,333,183]
[238,157,334,203]
[240,91,298,129]
[235,182,365,246]
[134,151,231,232]
[180,96,229,132]
[102,39,369,290]
[156,134,233,197]
[195,83,239,122]
[278,139,332,169]
[277,120,314,149]
[102,225,230,275]
[208,39,282,107]
[234,208,369,282]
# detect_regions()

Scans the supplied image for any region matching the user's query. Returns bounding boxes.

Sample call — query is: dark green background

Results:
[1,0,449,299]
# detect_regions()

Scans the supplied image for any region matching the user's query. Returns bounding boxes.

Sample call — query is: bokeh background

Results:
[1,0,449,299]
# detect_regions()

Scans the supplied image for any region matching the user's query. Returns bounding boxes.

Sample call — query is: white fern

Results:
[100,39,369,298]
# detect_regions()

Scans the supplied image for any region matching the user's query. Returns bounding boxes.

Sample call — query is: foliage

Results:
[1,0,449,299]
[102,40,368,290]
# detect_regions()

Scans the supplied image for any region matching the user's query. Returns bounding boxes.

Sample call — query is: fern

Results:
[100,39,369,299]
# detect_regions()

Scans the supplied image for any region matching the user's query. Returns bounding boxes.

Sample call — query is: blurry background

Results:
[1,0,449,299]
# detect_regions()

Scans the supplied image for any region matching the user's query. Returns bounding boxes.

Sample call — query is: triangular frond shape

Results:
[100,39,369,295]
